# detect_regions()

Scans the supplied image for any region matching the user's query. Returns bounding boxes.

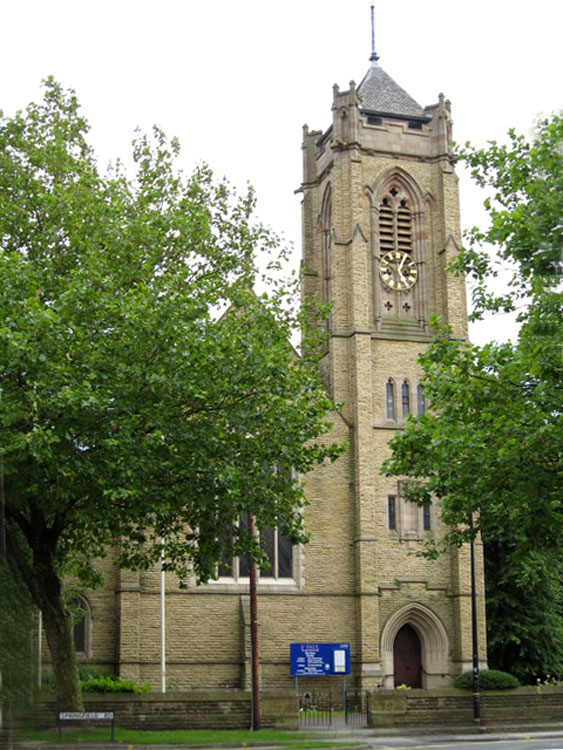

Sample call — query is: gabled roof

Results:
[357,62,426,119]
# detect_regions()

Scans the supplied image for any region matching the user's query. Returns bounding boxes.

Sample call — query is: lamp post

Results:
[247,513,261,730]
[160,545,166,694]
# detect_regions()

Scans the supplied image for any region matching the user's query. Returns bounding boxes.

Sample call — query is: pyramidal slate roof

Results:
[357,62,426,119]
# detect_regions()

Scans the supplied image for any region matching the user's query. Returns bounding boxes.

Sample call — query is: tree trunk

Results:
[6,517,83,710]
[41,592,83,711]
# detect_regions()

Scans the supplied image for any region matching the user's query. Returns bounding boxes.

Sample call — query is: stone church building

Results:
[70,54,487,692]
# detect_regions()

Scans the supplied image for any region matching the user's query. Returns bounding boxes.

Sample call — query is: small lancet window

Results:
[69,596,89,654]
[386,379,395,419]
[423,504,431,531]
[402,381,410,418]
[388,496,397,530]
[417,384,426,415]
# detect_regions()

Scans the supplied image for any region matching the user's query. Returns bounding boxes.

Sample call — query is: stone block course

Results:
[35,690,298,731]
[368,686,563,728]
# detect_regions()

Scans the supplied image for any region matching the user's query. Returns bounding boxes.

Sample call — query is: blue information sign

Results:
[290,642,350,676]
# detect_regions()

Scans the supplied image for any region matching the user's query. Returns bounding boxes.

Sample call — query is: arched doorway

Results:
[381,603,449,688]
[393,624,422,687]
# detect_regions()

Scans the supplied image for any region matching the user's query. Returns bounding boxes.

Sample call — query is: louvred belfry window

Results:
[379,188,413,255]
[374,172,428,331]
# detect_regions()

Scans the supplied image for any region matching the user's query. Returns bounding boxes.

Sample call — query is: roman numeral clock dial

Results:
[379,250,418,291]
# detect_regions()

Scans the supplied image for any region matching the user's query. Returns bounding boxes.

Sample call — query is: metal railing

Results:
[298,689,368,727]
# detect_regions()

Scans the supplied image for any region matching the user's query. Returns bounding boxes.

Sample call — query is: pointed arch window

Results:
[388,496,397,530]
[378,189,413,255]
[417,384,426,415]
[69,595,91,656]
[386,379,395,419]
[321,186,332,308]
[402,381,410,418]
[422,504,431,531]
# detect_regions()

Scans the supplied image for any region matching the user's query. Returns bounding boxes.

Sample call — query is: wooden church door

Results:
[393,624,422,687]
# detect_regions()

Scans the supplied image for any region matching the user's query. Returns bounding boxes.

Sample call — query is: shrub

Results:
[41,668,151,694]
[77,664,104,682]
[454,669,519,691]
[81,675,151,694]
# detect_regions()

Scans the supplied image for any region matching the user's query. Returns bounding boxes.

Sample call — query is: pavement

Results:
[305,726,563,746]
[304,721,563,738]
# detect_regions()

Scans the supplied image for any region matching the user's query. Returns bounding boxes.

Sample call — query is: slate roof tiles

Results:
[357,62,426,119]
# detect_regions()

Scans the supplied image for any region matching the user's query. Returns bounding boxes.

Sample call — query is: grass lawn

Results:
[17,726,364,747]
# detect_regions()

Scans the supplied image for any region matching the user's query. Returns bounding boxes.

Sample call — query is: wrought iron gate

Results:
[298,690,368,727]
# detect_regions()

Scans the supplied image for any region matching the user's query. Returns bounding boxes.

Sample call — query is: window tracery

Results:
[370,169,428,331]
[69,595,91,656]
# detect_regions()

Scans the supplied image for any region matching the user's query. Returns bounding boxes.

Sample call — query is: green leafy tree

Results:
[383,114,563,682]
[0,80,343,709]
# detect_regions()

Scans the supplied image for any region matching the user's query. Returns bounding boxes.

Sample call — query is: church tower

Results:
[300,43,487,688]
[58,23,488,697]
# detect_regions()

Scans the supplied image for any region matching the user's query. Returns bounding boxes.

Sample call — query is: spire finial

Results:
[370,2,380,63]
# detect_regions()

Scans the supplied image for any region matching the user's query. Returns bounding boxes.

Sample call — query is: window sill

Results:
[202,578,301,593]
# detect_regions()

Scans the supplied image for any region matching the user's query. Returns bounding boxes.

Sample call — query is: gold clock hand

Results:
[397,254,407,283]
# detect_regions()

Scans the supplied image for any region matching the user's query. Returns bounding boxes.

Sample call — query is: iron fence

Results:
[298,689,368,727]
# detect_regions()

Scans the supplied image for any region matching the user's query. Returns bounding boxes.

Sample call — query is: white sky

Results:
[2,0,561,345]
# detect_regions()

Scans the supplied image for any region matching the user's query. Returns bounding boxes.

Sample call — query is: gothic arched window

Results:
[378,190,413,256]
[417,384,426,415]
[386,379,395,419]
[69,596,91,655]
[372,170,428,331]
[321,186,332,308]
[422,504,431,531]
[401,381,410,417]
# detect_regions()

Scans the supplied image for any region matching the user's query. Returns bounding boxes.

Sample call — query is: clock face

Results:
[379,251,418,291]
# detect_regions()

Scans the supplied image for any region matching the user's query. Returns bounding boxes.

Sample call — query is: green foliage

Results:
[0,79,344,707]
[41,668,150,695]
[383,114,563,682]
[81,675,151,694]
[454,669,519,691]
[77,664,104,681]
[452,115,563,315]
[0,560,36,720]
